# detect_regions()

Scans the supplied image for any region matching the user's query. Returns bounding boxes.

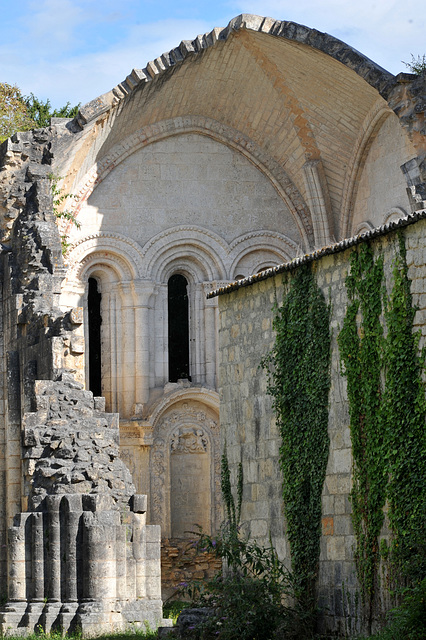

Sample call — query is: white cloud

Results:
[1,1,424,108]
[23,0,85,51]
[1,16,212,107]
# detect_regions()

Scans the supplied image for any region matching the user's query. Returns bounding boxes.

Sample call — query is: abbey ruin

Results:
[0,13,425,635]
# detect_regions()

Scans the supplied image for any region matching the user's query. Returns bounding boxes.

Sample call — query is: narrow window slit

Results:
[88,277,102,396]
[168,274,191,382]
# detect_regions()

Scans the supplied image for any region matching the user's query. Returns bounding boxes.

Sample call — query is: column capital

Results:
[133,280,158,306]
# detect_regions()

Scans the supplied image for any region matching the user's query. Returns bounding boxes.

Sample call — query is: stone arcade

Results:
[0,13,425,635]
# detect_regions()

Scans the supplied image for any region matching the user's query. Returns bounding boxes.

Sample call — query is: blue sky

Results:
[1,0,424,109]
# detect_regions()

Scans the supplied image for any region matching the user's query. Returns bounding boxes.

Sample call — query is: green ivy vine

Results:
[338,234,426,627]
[337,243,387,627]
[382,233,426,583]
[262,264,331,608]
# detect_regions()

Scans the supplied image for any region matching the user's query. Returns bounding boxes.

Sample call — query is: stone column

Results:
[62,495,82,604]
[7,513,30,602]
[32,512,44,602]
[144,525,162,599]
[82,496,118,603]
[153,283,167,385]
[132,495,148,600]
[203,284,218,388]
[45,496,62,603]
[119,282,136,417]
[109,285,120,413]
[192,285,203,384]
[115,522,127,600]
[133,281,157,410]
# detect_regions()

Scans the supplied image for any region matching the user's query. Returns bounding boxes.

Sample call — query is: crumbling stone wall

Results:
[0,134,167,634]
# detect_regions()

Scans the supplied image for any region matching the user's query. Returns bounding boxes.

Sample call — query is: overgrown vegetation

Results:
[0,83,35,142]
[261,264,331,613]
[181,448,310,640]
[338,235,426,633]
[48,173,80,255]
[365,578,425,640]
[337,244,387,630]
[0,82,80,143]
[24,94,80,128]
[382,234,426,585]
[402,53,426,75]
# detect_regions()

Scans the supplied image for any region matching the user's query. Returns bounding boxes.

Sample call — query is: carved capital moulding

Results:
[170,426,209,453]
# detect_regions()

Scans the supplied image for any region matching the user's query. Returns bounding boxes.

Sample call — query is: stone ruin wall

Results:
[0,130,166,634]
[217,215,426,636]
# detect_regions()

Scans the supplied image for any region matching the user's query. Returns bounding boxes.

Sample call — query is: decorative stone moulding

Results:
[207,209,426,299]
[151,405,220,539]
[63,227,298,292]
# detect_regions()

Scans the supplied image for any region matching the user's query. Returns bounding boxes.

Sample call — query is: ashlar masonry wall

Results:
[217,216,426,634]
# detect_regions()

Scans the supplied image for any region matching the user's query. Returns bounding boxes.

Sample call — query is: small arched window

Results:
[88,277,102,396]
[168,274,191,382]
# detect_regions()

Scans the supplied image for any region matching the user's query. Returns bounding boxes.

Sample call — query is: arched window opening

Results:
[168,274,191,382]
[88,277,102,396]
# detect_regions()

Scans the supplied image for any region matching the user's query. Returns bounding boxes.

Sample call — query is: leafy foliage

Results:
[0,83,80,143]
[24,94,80,128]
[337,244,386,625]
[382,234,426,582]
[338,235,426,629]
[163,599,191,624]
[182,450,311,640]
[0,83,35,142]
[261,264,331,610]
[221,443,243,536]
[402,53,426,75]
[369,577,426,640]
[48,173,80,255]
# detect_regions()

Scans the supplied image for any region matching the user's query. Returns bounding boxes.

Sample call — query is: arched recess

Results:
[168,274,190,383]
[152,258,217,388]
[66,117,314,250]
[60,234,150,418]
[139,226,229,389]
[383,207,408,224]
[229,230,299,280]
[141,225,228,282]
[340,102,412,238]
[149,388,220,539]
[63,232,144,291]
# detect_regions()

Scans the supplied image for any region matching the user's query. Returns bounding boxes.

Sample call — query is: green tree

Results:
[24,94,80,128]
[0,83,35,142]
[0,83,80,143]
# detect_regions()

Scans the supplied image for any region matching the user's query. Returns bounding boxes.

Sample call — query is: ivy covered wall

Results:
[217,217,426,636]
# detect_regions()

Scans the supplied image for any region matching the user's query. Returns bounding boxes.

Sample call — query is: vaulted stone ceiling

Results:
[54,14,421,249]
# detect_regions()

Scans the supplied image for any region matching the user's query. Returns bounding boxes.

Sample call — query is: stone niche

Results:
[150,400,221,541]
[170,426,211,537]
